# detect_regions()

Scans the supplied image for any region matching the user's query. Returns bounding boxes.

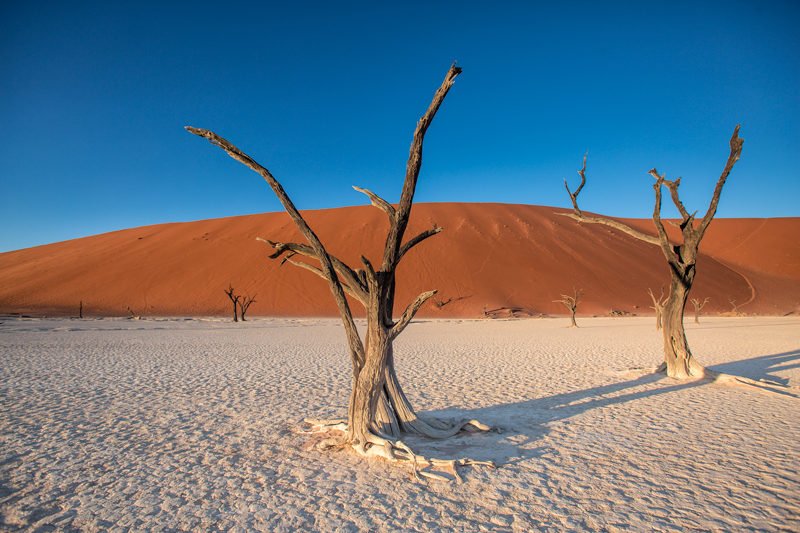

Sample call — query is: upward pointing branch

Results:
[698,125,743,237]
[353,186,396,220]
[560,155,661,246]
[186,127,365,366]
[381,64,462,271]
[564,153,587,216]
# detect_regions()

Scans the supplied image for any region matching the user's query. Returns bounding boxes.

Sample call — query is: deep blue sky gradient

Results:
[1,1,798,251]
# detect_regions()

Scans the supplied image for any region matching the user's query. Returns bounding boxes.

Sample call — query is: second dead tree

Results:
[224,285,240,322]
[562,127,743,379]
[554,288,582,327]
[239,294,257,321]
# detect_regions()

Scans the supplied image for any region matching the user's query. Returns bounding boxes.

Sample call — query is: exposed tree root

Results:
[302,418,495,482]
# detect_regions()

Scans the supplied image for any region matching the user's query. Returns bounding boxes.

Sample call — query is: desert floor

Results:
[1,316,798,531]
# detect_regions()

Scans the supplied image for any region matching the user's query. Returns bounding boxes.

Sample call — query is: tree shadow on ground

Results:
[407,349,798,468]
[405,372,702,467]
[708,348,800,386]
[689,321,799,330]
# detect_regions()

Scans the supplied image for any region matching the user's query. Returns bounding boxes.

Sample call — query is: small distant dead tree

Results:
[79,300,83,319]
[238,293,257,321]
[224,285,240,322]
[188,64,491,479]
[728,297,744,316]
[562,127,743,379]
[647,287,668,330]
[434,296,454,309]
[691,297,710,323]
[554,288,582,327]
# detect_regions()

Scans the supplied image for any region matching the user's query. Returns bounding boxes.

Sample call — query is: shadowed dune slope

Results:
[1,204,798,317]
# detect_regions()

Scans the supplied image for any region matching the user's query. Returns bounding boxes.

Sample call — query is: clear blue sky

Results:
[1,1,798,252]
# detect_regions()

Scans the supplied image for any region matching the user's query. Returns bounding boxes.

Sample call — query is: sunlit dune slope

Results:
[1,203,797,317]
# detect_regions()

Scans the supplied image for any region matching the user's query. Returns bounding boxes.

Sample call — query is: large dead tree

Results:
[187,65,491,479]
[554,288,582,327]
[562,128,743,379]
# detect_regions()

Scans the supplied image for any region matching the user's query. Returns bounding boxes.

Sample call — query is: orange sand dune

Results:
[0,203,797,317]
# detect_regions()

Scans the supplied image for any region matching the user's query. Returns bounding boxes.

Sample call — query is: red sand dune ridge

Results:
[1,203,798,318]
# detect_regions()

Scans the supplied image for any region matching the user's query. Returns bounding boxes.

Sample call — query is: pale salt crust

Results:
[1,316,798,531]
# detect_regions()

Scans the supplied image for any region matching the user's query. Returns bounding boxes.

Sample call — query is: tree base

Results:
[302,418,495,482]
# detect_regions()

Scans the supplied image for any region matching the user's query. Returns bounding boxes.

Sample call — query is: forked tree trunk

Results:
[660,271,704,379]
[569,310,577,328]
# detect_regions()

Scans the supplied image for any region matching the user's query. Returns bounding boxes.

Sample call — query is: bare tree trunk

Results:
[347,303,393,447]
[570,310,577,327]
[661,271,704,379]
[79,300,83,319]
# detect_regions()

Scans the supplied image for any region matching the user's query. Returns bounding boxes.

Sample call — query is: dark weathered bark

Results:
[690,296,709,324]
[79,300,83,319]
[561,126,743,379]
[188,65,489,474]
[224,285,240,322]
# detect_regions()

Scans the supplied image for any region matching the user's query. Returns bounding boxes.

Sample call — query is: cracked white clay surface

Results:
[1,316,798,531]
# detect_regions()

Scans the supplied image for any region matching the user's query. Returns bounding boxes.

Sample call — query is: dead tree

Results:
[647,287,667,330]
[728,297,744,316]
[239,293,257,321]
[554,288,582,327]
[224,285,240,322]
[562,127,743,379]
[691,297,710,323]
[79,300,83,319]
[187,65,491,479]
